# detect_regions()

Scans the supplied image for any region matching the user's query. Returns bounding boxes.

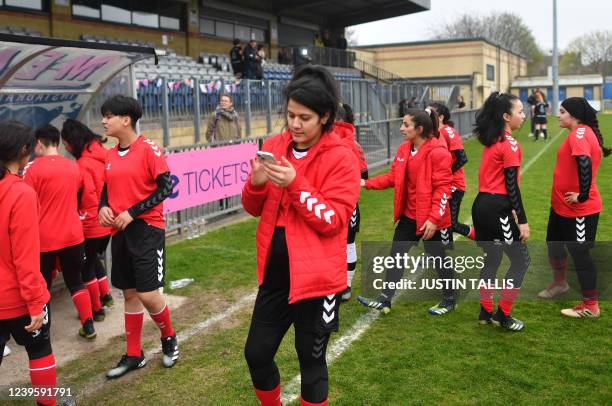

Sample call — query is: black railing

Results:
[288,46,357,68]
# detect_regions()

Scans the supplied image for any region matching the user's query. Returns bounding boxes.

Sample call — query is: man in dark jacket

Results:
[243,40,258,80]
[229,39,243,78]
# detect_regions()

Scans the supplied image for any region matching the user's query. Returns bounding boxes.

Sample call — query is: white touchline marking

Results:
[281,128,565,404]
[77,292,257,400]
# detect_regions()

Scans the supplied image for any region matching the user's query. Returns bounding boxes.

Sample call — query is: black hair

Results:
[474,92,520,146]
[427,102,454,128]
[100,95,142,129]
[284,64,339,133]
[337,102,354,125]
[0,120,35,180]
[61,119,107,159]
[233,38,240,45]
[35,124,60,147]
[561,97,610,157]
[405,108,439,139]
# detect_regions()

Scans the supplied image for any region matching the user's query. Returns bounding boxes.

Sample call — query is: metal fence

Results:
[132,77,426,145]
[164,110,478,240]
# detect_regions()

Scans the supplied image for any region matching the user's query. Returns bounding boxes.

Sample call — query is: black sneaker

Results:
[106,352,146,379]
[101,293,114,308]
[357,296,391,314]
[93,308,106,322]
[478,306,493,325]
[491,307,525,332]
[78,318,97,340]
[340,287,352,302]
[161,334,179,368]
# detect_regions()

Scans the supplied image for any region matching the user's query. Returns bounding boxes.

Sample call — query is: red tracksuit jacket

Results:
[334,122,368,176]
[365,137,452,233]
[78,141,112,239]
[0,173,50,320]
[242,129,361,303]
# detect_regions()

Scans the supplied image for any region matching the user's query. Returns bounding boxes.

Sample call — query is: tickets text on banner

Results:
[165,143,258,213]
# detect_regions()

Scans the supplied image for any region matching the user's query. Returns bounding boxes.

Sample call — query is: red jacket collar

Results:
[278,128,343,158]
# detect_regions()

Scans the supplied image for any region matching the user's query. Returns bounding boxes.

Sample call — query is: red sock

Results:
[549,257,567,284]
[29,353,57,406]
[582,290,598,306]
[254,384,281,406]
[149,304,175,338]
[98,276,111,297]
[85,279,102,312]
[479,285,494,313]
[499,288,521,316]
[71,289,93,324]
[125,311,144,357]
[301,397,328,406]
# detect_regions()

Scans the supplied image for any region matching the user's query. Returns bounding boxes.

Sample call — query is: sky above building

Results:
[350,0,611,52]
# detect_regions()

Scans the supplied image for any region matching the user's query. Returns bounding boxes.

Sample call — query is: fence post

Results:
[161,76,170,147]
[193,78,201,144]
[266,80,272,135]
[386,120,391,163]
[245,79,252,136]
[355,123,361,144]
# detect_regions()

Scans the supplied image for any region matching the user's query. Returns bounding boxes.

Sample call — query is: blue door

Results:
[559,86,566,101]
[584,86,594,100]
[519,88,528,102]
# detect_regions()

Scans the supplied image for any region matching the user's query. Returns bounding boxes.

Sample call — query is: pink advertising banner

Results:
[164,142,258,214]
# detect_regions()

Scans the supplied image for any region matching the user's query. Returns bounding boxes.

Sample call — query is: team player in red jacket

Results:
[357,109,457,316]
[427,102,475,240]
[335,102,368,301]
[61,119,114,317]
[472,92,530,332]
[242,65,360,406]
[0,121,58,406]
[540,97,609,318]
[24,125,97,340]
[97,95,178,379]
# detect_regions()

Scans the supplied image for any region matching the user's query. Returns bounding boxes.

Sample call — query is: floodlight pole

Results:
[552,0,559,113]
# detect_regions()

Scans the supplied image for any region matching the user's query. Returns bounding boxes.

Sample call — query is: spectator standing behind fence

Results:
[256,44,266,80]
[314,34,324,47]
[205,94,242,142]
[230,39,244,79]
[456,95,466,110]
[244,40,258,80]
[336,33,348,50]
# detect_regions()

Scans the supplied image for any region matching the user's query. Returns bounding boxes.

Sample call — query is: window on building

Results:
[486,64,495,81]
[215,21,233,39]
[252,28,265,42]
[235,24,250,41]
[72,0,100,19]
[101,1,130,24]
[3,0,48,11]
[72,1,185,31]
[200,18,215,35]
[584,86,594,100]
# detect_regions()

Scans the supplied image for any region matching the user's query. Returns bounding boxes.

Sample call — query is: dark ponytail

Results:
[474,92,519,147]
[0,120,35,180]
[428,102,454,128]
[590,118,611,157]
[561,97,610,158]
[406,108,439,139]
[337,102,355,125]
[61,118,107,159]
[284,64,339,133]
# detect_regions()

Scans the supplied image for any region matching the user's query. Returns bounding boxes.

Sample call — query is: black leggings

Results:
[379,216,454,302]
[450,189,471,237]
[547,209,599,293]
[244,228,338,403]
[472,193,530,289]
[0,304,52,366]
[82,235,110,283]
[40,243,86,295]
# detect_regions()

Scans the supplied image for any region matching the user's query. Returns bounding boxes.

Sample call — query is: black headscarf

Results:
[561,97,610,157]
[561,97,597,126]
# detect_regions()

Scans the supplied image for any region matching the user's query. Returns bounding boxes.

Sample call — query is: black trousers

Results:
[379,215,454,302]
[82,235,110,283]
[244,228,340,403]
[40,243,86,295]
